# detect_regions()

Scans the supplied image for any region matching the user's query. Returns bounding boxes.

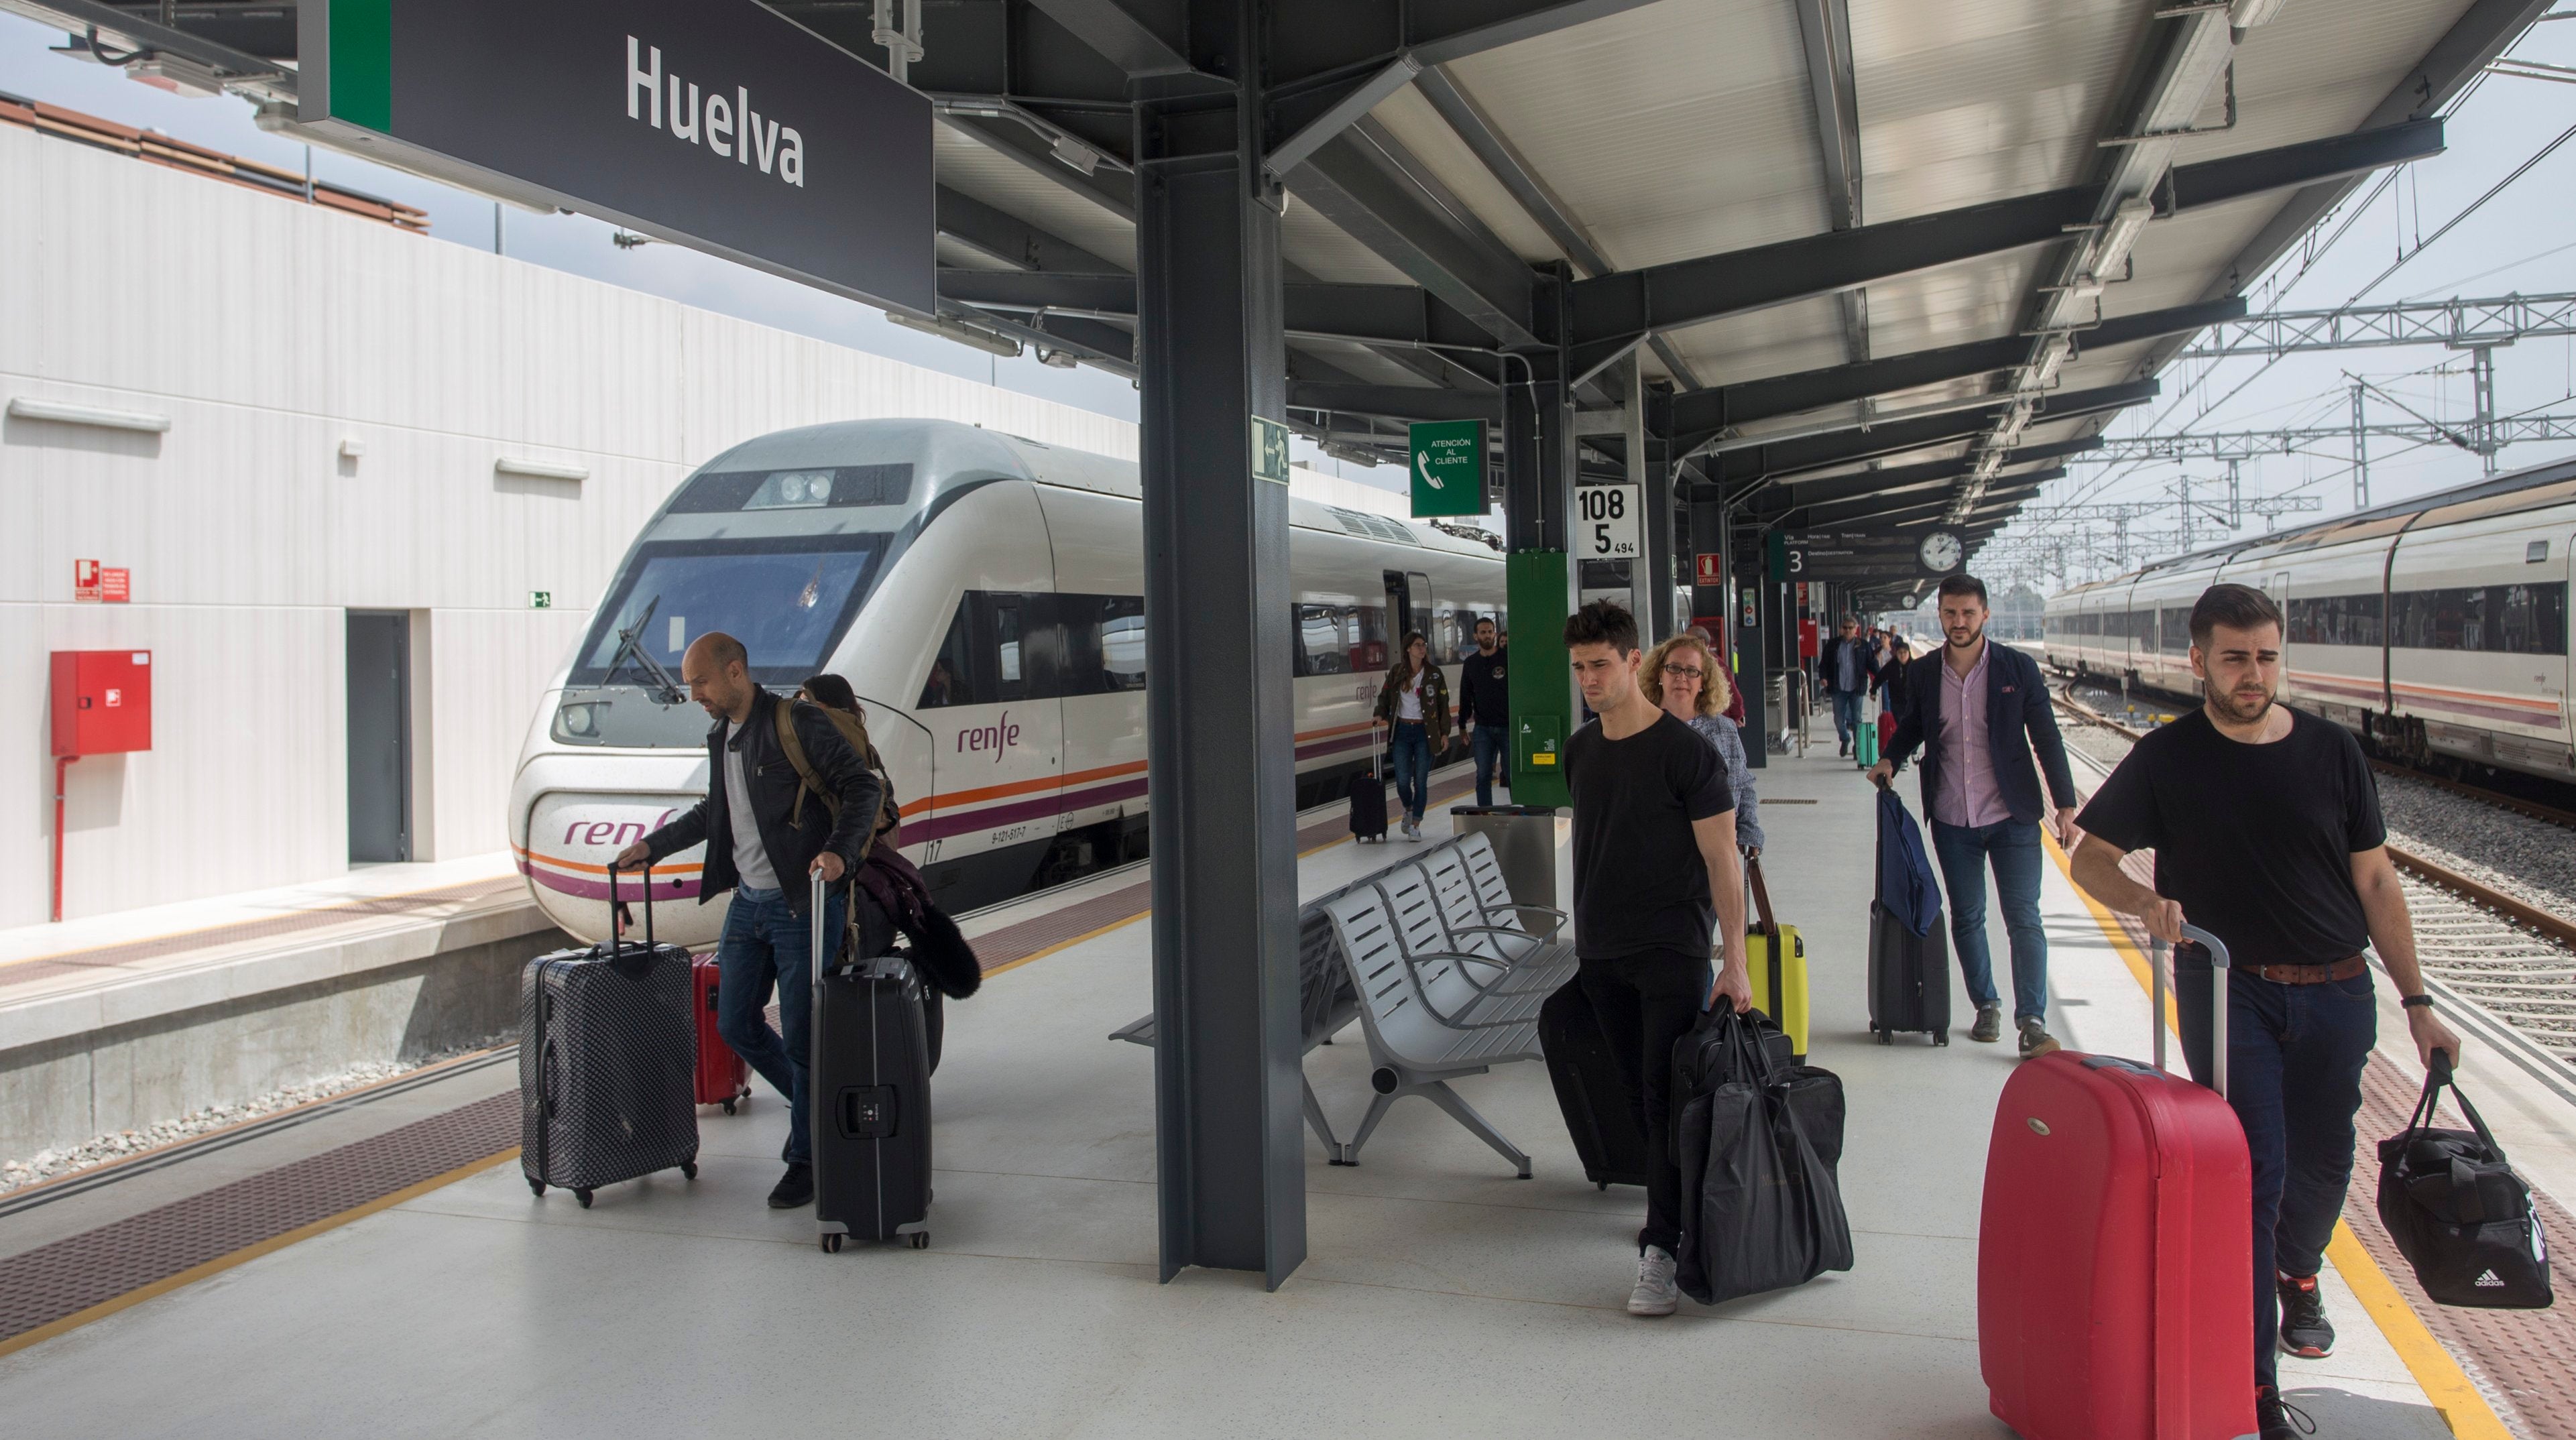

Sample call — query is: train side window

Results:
[1099,598,1147,691]
[1354,603,1391,671]
[992,597,1027,695]
[1294,605,1352,677]
[921,597,976,708]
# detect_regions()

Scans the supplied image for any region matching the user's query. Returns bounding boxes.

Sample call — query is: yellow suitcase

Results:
[1743,859,1810,1061]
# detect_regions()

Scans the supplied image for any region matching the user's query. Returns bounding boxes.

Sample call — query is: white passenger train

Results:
[2043,457,2575,780]
[510,419,1507,947]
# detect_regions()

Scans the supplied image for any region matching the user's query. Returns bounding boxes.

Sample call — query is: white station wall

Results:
[0,121,1138,924]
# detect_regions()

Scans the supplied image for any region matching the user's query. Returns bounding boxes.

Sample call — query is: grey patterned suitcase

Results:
[520,865,699,1207]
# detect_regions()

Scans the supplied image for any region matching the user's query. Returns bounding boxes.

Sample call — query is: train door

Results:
[1384,569,1433,642]
[916,589,1066,892]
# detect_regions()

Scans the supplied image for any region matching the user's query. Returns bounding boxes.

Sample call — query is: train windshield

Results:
[555,535,887,747]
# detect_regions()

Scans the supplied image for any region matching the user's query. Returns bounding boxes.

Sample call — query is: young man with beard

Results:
[1869,575,2079,1055]
[1456,616,1511,806]
[2068,584,2463,1440]
[1558,600,1751,1317]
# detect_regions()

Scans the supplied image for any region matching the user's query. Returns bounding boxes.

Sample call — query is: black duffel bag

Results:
[2376,1055,2552,1309]
[1671,1006,1853,1306]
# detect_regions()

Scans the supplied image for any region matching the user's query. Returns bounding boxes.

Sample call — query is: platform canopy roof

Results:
[34,0,2544,553]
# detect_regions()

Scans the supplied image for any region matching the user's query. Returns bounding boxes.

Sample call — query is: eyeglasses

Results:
[1663,664,1704,678]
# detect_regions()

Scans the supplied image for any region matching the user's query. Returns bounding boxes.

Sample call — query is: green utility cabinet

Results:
[1505,550,1572,806]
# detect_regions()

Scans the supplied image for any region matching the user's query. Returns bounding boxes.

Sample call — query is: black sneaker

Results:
[1970,1004,2003,1044]
[767,1163,815,1209]
[2256,1386,2315,1439]
[2277,1272,2335,1358]
[2017,1018,2061,1059]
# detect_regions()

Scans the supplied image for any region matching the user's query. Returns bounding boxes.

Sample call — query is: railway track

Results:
[2052,689,2576,1069]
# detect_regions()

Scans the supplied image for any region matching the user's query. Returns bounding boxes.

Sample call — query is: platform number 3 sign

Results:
[1578,484,1642,560]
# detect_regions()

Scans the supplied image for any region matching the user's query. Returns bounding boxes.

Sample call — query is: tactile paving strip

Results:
[0,1093,516,1349]
[2344,1053,2576,1440]
[1,877,526,989]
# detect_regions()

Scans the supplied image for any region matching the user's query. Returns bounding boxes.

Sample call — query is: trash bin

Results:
[1447,804,1561,916]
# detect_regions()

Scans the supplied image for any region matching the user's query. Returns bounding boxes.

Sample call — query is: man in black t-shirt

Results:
[1457,617,1511,806]
[2070,584,2462,1440]
[1558,600,1749,1318]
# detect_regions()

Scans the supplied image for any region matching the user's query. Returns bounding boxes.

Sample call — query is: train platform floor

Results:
[0,751,2502,1437]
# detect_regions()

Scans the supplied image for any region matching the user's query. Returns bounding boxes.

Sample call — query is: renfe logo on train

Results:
[958,712,1022,761]
[627,38,806,187]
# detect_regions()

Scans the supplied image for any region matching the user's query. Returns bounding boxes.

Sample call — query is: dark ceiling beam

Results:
[1788,0,1869,363]
[1804,481,2045,530]
[1279,133,1541,349]
[87,1,294,61]
[1758,461,2067,517]
[934,186,1124,274]
[1288,383,1498,422]
[1021,0,1199,80]
[1700,379,2156,487]
[1567,120,2445,353]
[1266,0,1666,88]
[934,269,1513,355]
[1667,297,2245,447]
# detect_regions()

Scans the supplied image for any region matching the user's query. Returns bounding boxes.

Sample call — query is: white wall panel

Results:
[0,121,1139,923]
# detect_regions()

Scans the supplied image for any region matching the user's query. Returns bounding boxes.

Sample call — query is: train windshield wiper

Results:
[599,594,688,706]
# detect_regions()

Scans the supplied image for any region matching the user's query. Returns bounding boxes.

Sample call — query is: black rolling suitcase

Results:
[1539,979,1651,1189]
[811,874,934,1252]
[1867,784,1952,1045]
[520,864,699,1206]
[1348,722,1390,842]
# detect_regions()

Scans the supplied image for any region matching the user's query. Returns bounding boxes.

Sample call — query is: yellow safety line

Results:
[2043,830,2510,1439]
[2323,1223,2516,1440]
[0,1147,519,1360]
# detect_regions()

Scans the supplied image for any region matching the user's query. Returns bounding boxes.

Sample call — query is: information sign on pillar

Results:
[298,0,933,314]
[1407,420,1486,517]
[1573,483,1643,562]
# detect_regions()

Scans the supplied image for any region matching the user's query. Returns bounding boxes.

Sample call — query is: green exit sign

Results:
[1409,419,1487,518]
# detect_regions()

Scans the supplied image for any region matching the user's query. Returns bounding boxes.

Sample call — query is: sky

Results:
[2009,13,2576,585]
[6,10,2572,540]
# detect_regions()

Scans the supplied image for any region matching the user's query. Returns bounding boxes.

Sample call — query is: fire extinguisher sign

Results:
[74,559,101,601]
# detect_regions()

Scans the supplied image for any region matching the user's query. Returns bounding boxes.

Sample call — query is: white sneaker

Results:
[1627,1246,1680,1316]
[1401,819,1421,841]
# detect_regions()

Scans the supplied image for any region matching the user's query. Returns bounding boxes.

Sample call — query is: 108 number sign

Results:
[1578,484,1642,560]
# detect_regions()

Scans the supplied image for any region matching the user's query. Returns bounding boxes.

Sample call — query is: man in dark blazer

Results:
[1868,575,2079,1057]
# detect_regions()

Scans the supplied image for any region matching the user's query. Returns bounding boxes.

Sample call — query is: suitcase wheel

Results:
[1932,1032,1948,1046]
[575,1188,594,1209]
[681,1160,698,1180]
[721,1099,736,1116]
[821,1233,843,1254]
[909,1232,929,1250]
[1875,1029,1891,1045]
[1596,1182,1609,1193]
[528,1179,546,1197]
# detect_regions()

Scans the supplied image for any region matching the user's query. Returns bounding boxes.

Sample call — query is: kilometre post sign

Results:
[1409,420,1487,518]
[300,0,933,314]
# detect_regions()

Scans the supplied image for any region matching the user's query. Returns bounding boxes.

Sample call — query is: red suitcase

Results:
[692,955,752,1114]
[1979,924,2253,1439]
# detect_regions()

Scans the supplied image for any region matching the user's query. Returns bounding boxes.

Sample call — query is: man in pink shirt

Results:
[1869,575,2079,1055]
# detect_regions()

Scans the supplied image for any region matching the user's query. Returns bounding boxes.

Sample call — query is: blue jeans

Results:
[1390,721,1431,823]
[1470,724,1507,806]
[1829,688,1865,747]
[715,883,845,1168]
[1929,819,2047,1022]
[2178,959,2376,1390]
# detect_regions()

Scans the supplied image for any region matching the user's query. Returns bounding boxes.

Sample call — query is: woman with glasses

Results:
[1641,634,1762,856]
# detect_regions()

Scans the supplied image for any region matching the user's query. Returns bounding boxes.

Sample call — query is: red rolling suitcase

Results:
[1979,922,2253,1439]
[691,955,752,1114]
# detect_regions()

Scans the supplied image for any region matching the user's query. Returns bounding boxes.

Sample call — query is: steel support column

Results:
[1623,354,1658,637]
[1640,373,1678,642]
[1134,28,1305,1289]
[1504,375,1548,550]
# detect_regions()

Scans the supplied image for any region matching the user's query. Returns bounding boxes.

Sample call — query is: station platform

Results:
[0,751,2528,1437]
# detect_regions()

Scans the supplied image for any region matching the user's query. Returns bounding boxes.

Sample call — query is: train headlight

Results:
[557,701,604,739]
[747,469,837,509]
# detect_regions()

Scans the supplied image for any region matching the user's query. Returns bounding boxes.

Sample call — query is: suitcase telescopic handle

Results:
[811,867,827,969]
[2150,923,2232,1097]
[603,861,658,956]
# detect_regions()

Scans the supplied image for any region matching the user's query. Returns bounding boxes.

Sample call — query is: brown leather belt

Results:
[2180,945,2367,985]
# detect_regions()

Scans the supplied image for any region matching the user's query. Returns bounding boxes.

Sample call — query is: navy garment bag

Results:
[1875,787,1944,938]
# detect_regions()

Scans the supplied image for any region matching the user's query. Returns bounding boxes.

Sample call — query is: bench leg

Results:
[1303,1078,1349,1165]
[1340,1090,1401,1166]
[1421,1081,1533,1179]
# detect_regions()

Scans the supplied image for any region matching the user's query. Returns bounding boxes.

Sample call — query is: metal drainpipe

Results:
[52,756,76,922]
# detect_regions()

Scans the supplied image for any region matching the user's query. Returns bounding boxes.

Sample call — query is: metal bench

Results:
[1110,900,1362,1162]
[1322,882,1541,1177]
[1419,842,1578,996]
[1369,862,1553,1028]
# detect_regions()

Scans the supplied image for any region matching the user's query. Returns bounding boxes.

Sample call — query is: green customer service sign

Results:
[1409,420,1487,518]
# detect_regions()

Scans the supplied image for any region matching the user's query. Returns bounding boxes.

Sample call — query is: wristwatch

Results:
[2401,994,2435,1010]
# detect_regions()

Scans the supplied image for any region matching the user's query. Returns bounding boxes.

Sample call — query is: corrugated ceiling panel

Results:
[1851,0,2145,223]
[931,123,1136,271]
[1443,0,1830,269]
[1362,84,1568,267]
[1667,294,1850,388]
[1278,191,1419,284]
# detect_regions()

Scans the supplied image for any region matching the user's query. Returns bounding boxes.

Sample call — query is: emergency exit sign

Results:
[1409,420,1486,518]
